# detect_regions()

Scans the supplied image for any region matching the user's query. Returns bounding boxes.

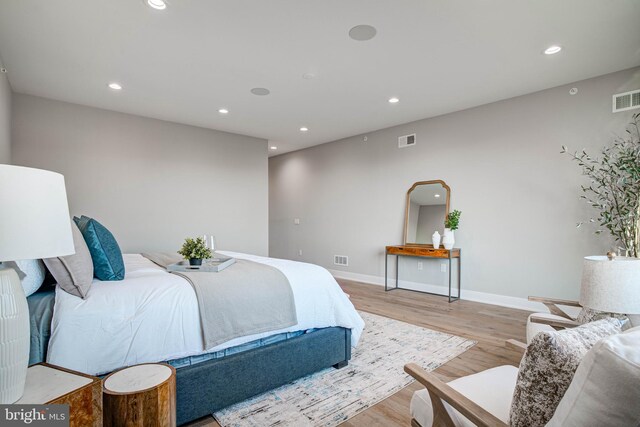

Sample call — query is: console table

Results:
[385,245,461,302]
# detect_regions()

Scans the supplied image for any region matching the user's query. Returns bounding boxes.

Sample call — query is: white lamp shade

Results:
[0,165,74,261]
[580,256,640,314]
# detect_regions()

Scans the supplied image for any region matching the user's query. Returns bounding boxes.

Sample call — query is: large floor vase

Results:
[0,266,30,403]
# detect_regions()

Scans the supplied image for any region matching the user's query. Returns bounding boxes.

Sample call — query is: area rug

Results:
[213,311,476,427]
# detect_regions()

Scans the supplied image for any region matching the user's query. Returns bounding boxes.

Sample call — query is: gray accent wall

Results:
[269,67,640,300]
[0,67,10,163]
[12,94,269,255]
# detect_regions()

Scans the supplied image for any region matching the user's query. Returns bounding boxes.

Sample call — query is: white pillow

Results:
[13,259,46,297]
[547,326,640,426]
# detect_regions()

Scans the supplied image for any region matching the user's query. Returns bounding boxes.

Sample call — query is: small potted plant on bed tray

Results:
[178,237,213,266]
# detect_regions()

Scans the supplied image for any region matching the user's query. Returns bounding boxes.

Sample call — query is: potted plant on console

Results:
[443,210,461,250]
[178,237,213,266]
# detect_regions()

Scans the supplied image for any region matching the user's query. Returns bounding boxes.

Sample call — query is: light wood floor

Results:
[186,279,530,427]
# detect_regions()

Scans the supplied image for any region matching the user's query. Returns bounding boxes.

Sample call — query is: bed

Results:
[28,252,364,425]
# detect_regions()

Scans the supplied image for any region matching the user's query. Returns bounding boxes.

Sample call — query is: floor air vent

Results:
[334,255,349,266]
[613,89,640,113]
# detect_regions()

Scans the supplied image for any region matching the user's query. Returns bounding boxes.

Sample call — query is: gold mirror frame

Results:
[403,180,451,245]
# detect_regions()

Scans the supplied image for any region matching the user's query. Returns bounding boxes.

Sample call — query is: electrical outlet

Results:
[441,263,447,273]
[298,249,303,256]
[417,261,423,271]
[294,218,300,225]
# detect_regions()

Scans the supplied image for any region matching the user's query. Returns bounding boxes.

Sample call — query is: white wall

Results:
[12,94,269,255]
[269,67,640,303]
[0,64,10,163]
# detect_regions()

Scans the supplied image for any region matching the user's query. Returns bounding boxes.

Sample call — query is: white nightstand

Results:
[16,363,102,427]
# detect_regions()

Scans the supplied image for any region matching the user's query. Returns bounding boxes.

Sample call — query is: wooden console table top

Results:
[386,245,461,259]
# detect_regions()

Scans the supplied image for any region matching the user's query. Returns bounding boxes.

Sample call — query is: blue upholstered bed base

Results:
[27,289,352,426]
[175,326,352,425]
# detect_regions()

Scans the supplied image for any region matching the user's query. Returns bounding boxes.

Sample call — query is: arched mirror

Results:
[404,180,450,245]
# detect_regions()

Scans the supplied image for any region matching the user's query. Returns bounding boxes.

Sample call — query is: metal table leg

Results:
[384,252,388,291]
[458,250,462,300]
[448,255,452,303]
[395,255,399,289]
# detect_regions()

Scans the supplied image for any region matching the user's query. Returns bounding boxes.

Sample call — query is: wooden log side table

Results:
[385,245,461,302]
[103,363,176,427]
[16,363,103,427]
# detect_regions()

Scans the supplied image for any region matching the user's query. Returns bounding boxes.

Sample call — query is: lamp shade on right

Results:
[580,256,640,314]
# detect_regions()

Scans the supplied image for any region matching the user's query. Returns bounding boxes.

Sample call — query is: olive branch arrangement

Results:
[561,113,640,257]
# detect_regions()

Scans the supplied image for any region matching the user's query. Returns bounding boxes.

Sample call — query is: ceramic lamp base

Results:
[0,265,30,403]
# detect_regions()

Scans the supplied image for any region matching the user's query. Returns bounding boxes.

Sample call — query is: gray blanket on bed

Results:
[142,252,297,349]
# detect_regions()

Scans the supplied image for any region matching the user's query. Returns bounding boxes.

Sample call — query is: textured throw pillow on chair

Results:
[576,307,629,325]
[509,318,625,427]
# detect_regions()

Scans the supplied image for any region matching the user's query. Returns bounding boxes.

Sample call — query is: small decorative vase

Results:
[189,258,203,266]
[432,231,441,249]
[443,228,455,250]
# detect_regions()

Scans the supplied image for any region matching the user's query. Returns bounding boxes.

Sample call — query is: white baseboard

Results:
[329,269,546,313]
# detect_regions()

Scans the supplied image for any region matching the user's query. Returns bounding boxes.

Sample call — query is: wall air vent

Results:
[612,89,640,113]
[398,133,416,148]
[334,255,349,266]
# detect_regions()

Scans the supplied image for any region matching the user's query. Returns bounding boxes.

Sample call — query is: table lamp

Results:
[0,165,75,403]
[580,256,640,321]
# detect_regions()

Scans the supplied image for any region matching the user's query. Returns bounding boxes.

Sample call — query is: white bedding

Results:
[47,252,365,375]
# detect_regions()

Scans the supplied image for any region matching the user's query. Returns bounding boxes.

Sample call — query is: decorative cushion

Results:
[576,307,629,325]
[8,259,46,297]
[509,318,624,427]
[547,326,640,427]
[74,216,125,281]
[43,222,94,298]
[410,365,518,427]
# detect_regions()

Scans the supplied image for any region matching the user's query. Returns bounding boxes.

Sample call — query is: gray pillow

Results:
[509,318,624,427]
[43,222,94,298]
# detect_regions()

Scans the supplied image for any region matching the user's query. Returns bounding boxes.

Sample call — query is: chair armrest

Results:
[505,339,527,357]
[528,296,582,306]
[404,363,509,427]
[529,315,580,329]
[528,296,582,319]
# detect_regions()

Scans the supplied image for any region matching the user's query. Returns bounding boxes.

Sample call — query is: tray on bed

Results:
[167,257,236,273]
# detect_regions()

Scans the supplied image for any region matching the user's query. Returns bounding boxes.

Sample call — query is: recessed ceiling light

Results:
[146,0,167,10]
[388,97,399,104]
[434,194,440,198]
[349,25,377,41]
[544,45,562,55]
[251,88,270,96]
[218,108,229,114]
[300,127,309,132]
[108,82,122,90]
[270,146,278,150]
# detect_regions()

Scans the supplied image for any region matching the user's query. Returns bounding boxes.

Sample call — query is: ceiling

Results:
[0,1,639,156]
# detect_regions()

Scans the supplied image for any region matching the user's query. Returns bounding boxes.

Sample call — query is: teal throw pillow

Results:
[73,215,125,281]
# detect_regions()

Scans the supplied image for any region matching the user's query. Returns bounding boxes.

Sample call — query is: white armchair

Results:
[525,296,582,344]
[406,326,640,427]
